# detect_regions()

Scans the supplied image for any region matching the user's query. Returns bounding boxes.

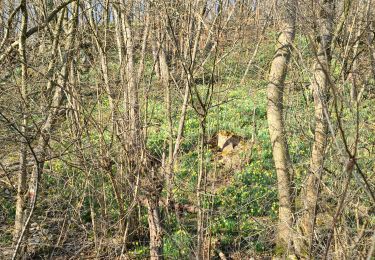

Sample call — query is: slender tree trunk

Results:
[123,16,141,147]
[147,199,163,260]
[123,12,142,245]
[121,8,164,256]
[86,0,116,122]
[29,0,78,213]
[350,2,368,102]
[152,34,161,79]
[365,2,375,80]
[196,117,207,260]
[266,0,296,254]
[300,1,334,257]
[12,3,78,259]
[147,167,163,260]
[14,0,28,251]
[159,40,174,203]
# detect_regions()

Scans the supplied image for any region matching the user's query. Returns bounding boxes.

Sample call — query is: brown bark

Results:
[196,118,207,260]
[158,36,174,203]
[123,15,141,147]
[323,158,356,259]
[146,168,164,260]
[366,3,375,80]
[123,9,144,243]
[266,0,296,254]
[300,1,334,257]
[12,3,78,258]
[14,0,28,250]
[350,2,368,102]
[86,0,117,122]
[120,6,164,257]
[152,33,161,79]
[147,199,163,260]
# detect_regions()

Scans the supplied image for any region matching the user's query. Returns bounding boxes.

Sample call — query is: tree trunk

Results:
[366,3,375,80]
[12,3,78,258]
[350,2,368,102]
[123,16,141,147]
[159,39,174,203]
[300,1,334,257]
[266,0,296,254]
[147,201,163,259]
[147,177,163,260]
[14,0,28,252]
[196,117,207,260]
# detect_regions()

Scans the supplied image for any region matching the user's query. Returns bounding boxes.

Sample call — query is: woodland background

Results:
[0,0,374,259]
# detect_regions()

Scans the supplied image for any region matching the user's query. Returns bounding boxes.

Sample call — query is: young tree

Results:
[299,0,334,257]
[266,0,297,254]
[12,2,79,258]
[14,0,28,248]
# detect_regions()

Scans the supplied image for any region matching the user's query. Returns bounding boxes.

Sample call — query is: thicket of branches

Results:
[0,0,374,259]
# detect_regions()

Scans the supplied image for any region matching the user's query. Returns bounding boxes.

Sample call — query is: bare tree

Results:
[14,0,28,250]
[266,0,296,254]
[299,0,334,257]
[12,1,79,258]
